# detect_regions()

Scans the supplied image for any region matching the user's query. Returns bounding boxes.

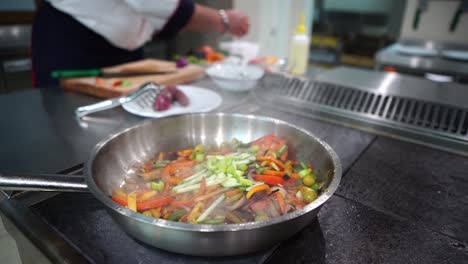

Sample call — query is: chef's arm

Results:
[125,0,249,38]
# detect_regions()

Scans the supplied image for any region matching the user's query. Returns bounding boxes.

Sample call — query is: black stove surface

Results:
[31,192,330,264]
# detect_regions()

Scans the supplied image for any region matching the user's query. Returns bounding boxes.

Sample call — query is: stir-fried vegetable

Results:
[111,135,325,224]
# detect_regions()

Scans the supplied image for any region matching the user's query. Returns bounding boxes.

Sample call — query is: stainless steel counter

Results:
[375,42,468,79]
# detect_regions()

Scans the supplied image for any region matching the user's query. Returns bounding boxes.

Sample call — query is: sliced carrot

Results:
[177,149,193,158]
[163,180,171,193]
[137,196,174,211]
[198,176,206,196]
[167,177,182,185]
[171,199,193,208]
[172,160,196,167]
[246,184,270,199]
[280,151,288,161]
[175,168,195,179]
[162,164,172,178]
[112,194,128,206]
[225,188,241,197]
[263,170,285,177]
[275,192,287,215]
[290,173,300,179]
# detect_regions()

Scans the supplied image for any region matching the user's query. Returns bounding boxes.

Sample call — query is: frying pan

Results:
[0,113,341,256]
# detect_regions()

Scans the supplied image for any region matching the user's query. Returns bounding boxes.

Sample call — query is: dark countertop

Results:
[1,76,468,263]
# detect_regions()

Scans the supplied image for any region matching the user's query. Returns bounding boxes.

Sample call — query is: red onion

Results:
[176,57,188,68]
[246,168,256,181]
[154,92,172,111]
[175,89,189,107]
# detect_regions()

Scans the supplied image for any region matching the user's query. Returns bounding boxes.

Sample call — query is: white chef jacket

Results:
[46,0,192,50]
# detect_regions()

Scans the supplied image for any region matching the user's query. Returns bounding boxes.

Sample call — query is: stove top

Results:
[30,191,328,263]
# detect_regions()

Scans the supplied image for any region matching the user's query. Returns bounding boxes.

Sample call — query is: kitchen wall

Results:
[233,0,313,58]
[323,0,394,13]
[399,0,468,45]
[0,0,34,11]
[0,0,35,93]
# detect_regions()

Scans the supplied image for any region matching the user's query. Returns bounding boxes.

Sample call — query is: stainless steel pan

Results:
[0,113,341,256]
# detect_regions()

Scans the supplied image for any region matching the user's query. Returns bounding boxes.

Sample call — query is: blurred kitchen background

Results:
[1,0,468,94]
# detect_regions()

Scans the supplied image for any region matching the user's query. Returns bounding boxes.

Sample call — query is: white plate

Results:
[122,85,222,118]
[441,50,468,61]
[394,44,438,57]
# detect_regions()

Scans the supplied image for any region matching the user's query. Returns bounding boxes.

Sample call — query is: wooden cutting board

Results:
[60,59,205,98]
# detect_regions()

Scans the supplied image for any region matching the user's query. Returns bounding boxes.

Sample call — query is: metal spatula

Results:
[75,82,161,118]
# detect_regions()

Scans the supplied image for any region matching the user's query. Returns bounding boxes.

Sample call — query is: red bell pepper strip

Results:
[136,196,173,211]
[263,170,285,177]
[253,174,286,185]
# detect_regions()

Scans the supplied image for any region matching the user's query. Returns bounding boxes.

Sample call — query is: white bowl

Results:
[206,63,265,92]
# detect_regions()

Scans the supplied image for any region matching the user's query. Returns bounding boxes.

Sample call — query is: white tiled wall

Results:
[400,0,468,45]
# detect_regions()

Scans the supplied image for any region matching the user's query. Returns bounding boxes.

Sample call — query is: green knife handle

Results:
[51,69,101,78]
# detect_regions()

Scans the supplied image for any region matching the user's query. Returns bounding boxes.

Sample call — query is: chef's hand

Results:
[226,9,249,37]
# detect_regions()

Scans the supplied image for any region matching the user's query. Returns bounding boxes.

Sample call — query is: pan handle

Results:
[0,173,88,192]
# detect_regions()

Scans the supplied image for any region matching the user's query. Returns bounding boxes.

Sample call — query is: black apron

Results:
[31,2,143,88]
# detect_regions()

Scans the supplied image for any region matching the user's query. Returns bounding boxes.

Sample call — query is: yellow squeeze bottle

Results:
[288,15,310,76]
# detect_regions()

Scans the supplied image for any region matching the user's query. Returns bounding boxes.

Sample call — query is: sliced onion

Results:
[246,167,256,181]
[285,204,295,213]
[270,186,286,197]
[266,198,280,218]
[228,196,246,211]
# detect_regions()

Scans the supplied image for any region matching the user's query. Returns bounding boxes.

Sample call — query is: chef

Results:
[32,0,249,87]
